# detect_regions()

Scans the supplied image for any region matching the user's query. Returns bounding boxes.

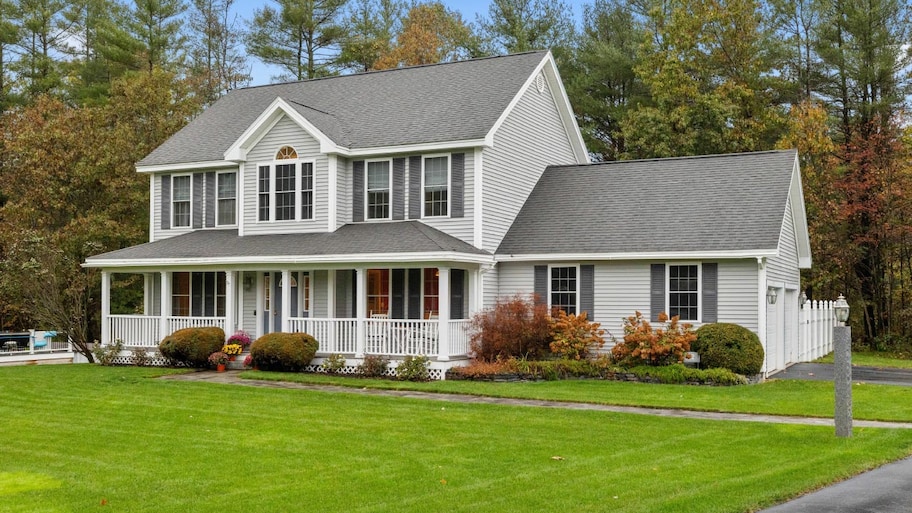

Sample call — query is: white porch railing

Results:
[448,319,471,357]
[168,316,225,333]
[106,315,472,359]
[288,318,358,354]
[798,299,837,362]
[109,315,161,347]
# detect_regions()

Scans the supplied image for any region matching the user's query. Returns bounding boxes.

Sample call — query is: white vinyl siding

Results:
[313,270,328,318]
[242,116,328,235]
[766,194,801,286]
[716,260,759,332]
[481,78,579,252]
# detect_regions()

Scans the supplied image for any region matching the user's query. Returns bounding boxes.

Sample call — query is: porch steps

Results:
[226,352,249,371]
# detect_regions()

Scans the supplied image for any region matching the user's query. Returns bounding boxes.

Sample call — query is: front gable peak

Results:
[224,97,339,161]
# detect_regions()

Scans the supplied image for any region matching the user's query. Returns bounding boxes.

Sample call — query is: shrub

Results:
[612,312,696,366]
[249,332,318,372]
[628,364,747,385]
[158,327,225,368]
[693,323,764,376]
[322,353,346,374]
[208,351,228,367]
[549,310,606,360]
[131,346,154,367]
[468,294,551,361]
[358,354,389,377]
[93,339,124,366]
[396,355,430,381]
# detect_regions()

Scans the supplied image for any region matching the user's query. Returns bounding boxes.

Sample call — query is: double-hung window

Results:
[257,146,315,222]
[549,266,578,314]
[668,264,699,321]
[423,156,449,217]
[216,172,236,225]
[366,160,391,220]
[172,175,191,228]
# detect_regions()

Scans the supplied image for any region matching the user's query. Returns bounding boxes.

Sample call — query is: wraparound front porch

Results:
[99,265,481,361]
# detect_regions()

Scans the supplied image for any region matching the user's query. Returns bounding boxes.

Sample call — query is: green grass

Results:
[816,350,912,369]
[241,370,912,422]
[2,365,911,513]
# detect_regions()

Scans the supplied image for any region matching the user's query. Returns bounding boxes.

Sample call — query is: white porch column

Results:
[437,267,451,361]
[225,271,236,337]
[160,271,171,340]
[101,271,111,346]
[255,272,264,338]
[355,268,366,357]
[281,270,292,332]
[143,273,153,315]
[757,258,769,376]
[468,268,480,317]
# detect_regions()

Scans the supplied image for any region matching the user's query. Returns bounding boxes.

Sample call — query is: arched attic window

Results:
[276,146,298,160]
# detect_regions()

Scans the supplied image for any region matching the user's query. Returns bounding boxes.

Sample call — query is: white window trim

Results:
[421,153,451,218]
[215,170,237,227]
[365,158,393,221]
[547,264,580,314]
[666,262,702,322]
[256,156,317,223]
[171,174,192,228]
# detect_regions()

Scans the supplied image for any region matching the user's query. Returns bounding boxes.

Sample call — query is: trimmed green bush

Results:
[693,323,764,376]
[159,327,225,368]
[250,332,318,372]
[358,355,390,377]
[628,364,747,385]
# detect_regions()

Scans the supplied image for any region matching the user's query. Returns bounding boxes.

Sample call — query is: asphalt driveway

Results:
[770,362,912,387]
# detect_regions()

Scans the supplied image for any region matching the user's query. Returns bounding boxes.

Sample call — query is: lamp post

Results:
[833,294,852,438]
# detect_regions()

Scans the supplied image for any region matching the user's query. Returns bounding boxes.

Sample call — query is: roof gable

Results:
[497,150,806,260]
[138,51,554,169]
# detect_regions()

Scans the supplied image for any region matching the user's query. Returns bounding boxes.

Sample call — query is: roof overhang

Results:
[788,153,813,269]
[85,251,495,270]
[136,160,238,174]
[485,51,589,164]
[495,250,779,262]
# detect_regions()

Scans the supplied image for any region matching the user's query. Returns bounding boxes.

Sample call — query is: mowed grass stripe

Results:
[0,365,910,513]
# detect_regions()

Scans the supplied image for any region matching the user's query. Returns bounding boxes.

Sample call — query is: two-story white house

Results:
[85,51,811,376]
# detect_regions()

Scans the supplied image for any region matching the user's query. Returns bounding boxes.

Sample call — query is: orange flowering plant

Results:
[549,310,606,360]
[612,311,696,366]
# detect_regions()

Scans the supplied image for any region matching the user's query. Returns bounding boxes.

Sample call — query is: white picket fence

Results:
[798,299,838,362]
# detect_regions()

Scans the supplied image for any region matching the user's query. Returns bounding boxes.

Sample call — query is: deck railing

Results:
[168,316,225,333]
[109,315,161,347]
[287,318,358,354]
[448,320,472,357]
[798,300,837,362]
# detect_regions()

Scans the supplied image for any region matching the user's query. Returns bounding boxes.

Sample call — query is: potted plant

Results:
[208,351,229,372]
[243,354,254,370]
[227,330,252,349]
[222,343,243,361]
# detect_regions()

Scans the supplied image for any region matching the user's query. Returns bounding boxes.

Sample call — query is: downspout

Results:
[757,257,768,378]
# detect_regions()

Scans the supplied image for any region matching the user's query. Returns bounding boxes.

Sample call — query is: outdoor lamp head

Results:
[766,287,778,305]
[834,294,850,324]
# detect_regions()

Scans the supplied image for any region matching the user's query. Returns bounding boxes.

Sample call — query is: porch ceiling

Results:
[84,222,492,268]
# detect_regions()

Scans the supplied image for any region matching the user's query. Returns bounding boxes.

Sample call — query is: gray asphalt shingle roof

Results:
[85,221,490,264]
[139,52,548,167]
[496,150,798,256]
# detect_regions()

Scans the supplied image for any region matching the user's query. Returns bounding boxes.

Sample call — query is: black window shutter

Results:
[392,158,405,220]
[352,161,365,222]
[451,153,464,218]
[450,269,465,319]
[192,173,203,229]
[350,270,358,318]
[391,268,405,319]
[205,172,216,228]
[407,268,421,319]
[191,272,203,317]
[580,264,594,318]
[408,156,421,219]
[160,174,171,230]
[650,264,666,322]
[335,270,350,318]
[533,265,548,305]
[702,263,718,323]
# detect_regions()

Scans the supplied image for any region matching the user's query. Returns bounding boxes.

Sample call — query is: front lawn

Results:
[2,365,912,513]
[241,370,912,422]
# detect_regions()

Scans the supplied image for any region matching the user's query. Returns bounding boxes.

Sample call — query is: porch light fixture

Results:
[766,287,778,305]
[834,294,850,325]
[799,291,808,308]
[243,274,253,292]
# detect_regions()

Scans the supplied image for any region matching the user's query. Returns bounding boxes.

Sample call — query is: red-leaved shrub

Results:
[549,310,606,360]
[468,294,551,361]
[612,311,696,366]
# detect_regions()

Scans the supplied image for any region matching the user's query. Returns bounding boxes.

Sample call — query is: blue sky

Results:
[232,0,587,85]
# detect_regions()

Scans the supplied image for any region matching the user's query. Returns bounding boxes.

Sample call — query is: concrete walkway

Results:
[771,362,912,387]
[161,370,912,429]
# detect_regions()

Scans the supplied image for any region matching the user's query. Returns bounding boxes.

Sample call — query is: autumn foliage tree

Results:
[373,2,480,69]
